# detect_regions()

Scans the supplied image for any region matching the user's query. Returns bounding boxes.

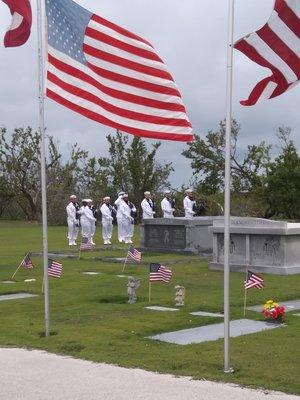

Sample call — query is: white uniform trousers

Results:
[67,218,78,243]
[102,219,113,240]
[117,217,125,242]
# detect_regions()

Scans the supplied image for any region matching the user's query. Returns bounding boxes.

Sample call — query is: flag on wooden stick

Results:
[80,237,92,251]
[149,263,172,283]
[244,271,264,290]
[48,259,63,278]
[21,253,34,269]
[127,246,142,262]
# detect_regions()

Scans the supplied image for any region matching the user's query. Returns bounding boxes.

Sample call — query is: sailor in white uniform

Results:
[66,194,79,245]
[114,191,125,242]
[141,191,155,219]
[119,194,136,244]
[100,196,114,245]
[183,189,196,219]
[161,190,175,218]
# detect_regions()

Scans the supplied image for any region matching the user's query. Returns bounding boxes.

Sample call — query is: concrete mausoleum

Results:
[209,217,300,275]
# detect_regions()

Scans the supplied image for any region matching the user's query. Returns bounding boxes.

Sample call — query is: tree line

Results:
[0,122,299,224]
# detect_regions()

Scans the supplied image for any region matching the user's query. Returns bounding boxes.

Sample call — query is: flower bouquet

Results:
[262,300,285,323]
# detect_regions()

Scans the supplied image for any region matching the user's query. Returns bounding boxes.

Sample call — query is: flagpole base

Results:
[224,367,235,374]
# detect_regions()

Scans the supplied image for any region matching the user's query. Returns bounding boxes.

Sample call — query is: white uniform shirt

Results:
[100,203,113,221]
[141,198,155,219]
[183,196,195,218]
[66,202,76,221]
[80,206,96,223]
[114,195,124,219]
[161,198,174,218]
[119,200,135,220]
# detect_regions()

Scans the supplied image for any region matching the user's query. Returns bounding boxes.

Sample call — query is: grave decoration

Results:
[262,300,286,323]
[127,277,141,304]
[174,285,185,306]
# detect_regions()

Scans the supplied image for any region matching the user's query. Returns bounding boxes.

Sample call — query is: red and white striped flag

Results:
[48,259,63,278]
[235,0,300,106]
[2,0,32,47]
[45,0,194,142]
[244,271,264,290]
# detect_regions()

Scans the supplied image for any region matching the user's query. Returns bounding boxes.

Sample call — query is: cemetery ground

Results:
[0,221,299,395]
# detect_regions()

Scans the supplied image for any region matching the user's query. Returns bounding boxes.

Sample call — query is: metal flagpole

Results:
[37,0,50,337]
[224,0,235,373]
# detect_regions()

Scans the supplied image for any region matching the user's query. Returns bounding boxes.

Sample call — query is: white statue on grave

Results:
[127,276,141,304]
[175,285,185,306]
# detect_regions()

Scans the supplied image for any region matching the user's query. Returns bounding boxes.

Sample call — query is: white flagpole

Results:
[37,0,50,337]
[224,0,235,373]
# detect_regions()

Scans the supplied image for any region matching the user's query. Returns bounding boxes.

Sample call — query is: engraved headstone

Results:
[141,217,219,254]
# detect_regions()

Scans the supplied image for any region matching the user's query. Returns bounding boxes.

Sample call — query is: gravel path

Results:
[1,348,298,400]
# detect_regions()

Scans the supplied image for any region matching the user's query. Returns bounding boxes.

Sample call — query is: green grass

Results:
[0,220,299,394]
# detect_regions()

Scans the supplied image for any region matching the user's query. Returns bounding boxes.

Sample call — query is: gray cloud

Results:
[0,0,299,187]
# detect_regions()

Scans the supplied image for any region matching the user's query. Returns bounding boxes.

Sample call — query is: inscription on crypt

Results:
[145,225,186,249]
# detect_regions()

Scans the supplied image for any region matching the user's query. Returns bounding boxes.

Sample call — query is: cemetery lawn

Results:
[0,221,300,395]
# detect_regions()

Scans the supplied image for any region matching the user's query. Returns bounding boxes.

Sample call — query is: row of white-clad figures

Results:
[141,189,197,219]
[66,194,136,246]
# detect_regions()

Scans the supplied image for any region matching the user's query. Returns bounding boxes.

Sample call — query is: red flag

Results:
[235,0,300,106]
[2,0,32,47]
[45,0,194,142]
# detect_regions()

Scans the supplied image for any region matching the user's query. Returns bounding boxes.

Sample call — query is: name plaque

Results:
[145,225,186,249]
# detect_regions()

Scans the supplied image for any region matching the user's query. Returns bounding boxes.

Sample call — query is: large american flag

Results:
[45,0,194,142]
[2,0,32,47]
[48,259,63,278]
[235,0,300,106]
[244,271,264,290]
[149,263,172,283]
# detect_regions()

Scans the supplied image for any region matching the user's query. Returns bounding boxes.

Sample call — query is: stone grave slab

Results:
[247,299,300,313]
[190,311,223,318]
[148,319,282,345]
[24,279,36,282]
[293,313,300,317]
[0,293,38,301]
[145,306,179,312]
[2,281,15,284]
[116,275,127,278]
[82,272,102,276]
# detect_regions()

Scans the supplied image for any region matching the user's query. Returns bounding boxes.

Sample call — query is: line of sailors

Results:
[66,189,197,246]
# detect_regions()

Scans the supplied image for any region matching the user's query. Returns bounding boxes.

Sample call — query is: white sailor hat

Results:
[122,193,128,197]
[103,196,110,201]
[70,194,77,198]
[185,188,193,193]
[86,198,93,202]
[144,191,151,196]
[164,189,171,195]
[118,191,125,196]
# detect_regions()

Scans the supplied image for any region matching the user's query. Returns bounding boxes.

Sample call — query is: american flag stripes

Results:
[127,246,142,262]
[2,0,32,47]
[21,254,34,269]
[235,0,300,106]
[149,263,172,283]
[244,271,264,290]
[45,0,194,142]
[48,259,63,278]
[80,237,92,251]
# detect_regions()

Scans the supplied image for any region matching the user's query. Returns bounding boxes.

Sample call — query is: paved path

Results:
[1,348,299,400]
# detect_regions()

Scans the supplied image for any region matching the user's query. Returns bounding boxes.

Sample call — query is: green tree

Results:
[265,127,300,220]
[98,131,173,213]
[182,120,271,194]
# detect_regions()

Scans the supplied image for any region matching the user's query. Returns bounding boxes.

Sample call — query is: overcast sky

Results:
[0,0,299,186]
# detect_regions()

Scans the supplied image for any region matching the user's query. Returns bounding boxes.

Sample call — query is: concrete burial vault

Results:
[148,319,283,345]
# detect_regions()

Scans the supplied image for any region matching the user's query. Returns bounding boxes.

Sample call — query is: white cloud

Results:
[0,0,299,186]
